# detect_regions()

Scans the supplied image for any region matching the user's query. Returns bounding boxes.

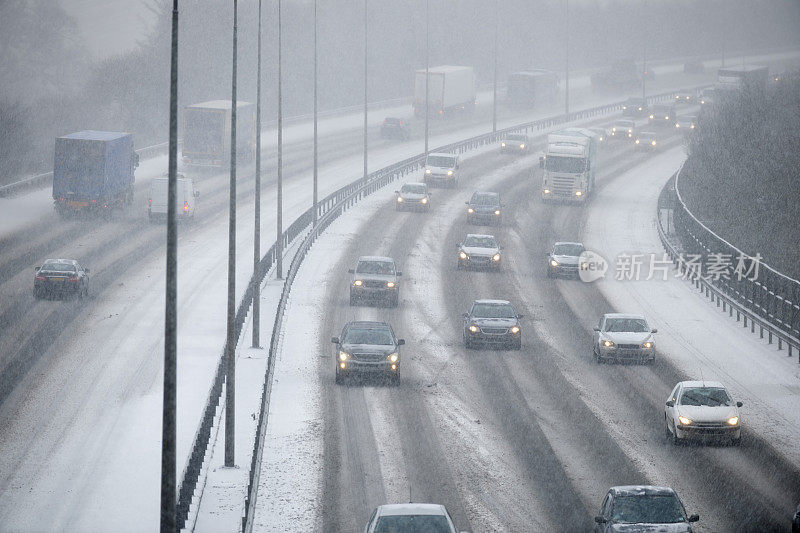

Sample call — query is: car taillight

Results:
[148,198,151,205]
[35,275,46,281]
[68,275,79,282]
[183,201,189,212]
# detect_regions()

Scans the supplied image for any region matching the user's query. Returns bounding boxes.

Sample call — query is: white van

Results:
[148,175,199,221]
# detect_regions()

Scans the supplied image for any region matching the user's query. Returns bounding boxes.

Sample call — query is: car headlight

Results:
[627,133,632,137]
[420,197,428,204]
[727,416,739,426]
[675,124,680,128]
[635,139,640,144]
[622,106,627,110]
[459,251,468,260]
[386,281,395,288]
[467,208,474,214]
[665,116,669,120]
[637,107,642,111]
[519,143,525,149]
[543,189,550,194]
[494,209,501,215]
[642,341,653,349]
[602,340,614,348]
[388,353,398,363]
[397,196,404,202]
[575,191,582,196]
[501,142,506,147]
[425,168,432,174]
[510,326,520,334]
[649,114,654,119]
[550,259,558,267]
[690,124,695,129]
[468,325,479,333]
[447,170,454,176]
[678,416,692,426]
[651,140,656,146]
[353,280,363,286]
[338,351,350,361]
[612,127,617,132]
[492,253,501,262]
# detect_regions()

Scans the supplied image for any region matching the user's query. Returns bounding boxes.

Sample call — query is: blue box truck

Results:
[53,130,139,214]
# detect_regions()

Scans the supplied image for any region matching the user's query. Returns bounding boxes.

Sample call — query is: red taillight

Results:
[183,201,189,212]
[91,199,97,203]
[148,198,151,205]
[35,275,46,281]
[68,275,80,282]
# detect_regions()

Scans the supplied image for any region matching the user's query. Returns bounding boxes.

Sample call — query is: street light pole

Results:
[313,0,318,228]
[224,0,238,468]
[252,0,262,349]
[424,0,429,156]
[564,0,570,117]
[492,0,498,133]
[160,0,179,530]
[276,0,283,279]
[363,0,368,183]
[642,0,647,101]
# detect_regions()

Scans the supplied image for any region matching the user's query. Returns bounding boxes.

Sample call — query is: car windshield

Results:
[680,387,732,406]
[356,261,395,275]
[553,243,584,256]
[470,194,500,206]
[472,303,516,318]
[401,184,426,195]
[545,156,586,173]
[505,134,525,142]
[42,262,76,273]
[612,495,686,524]
[374,515,451,533]
[464,235,497,248]
[426,155,455,168]
[604,318,649,332]
[343,327,394,345]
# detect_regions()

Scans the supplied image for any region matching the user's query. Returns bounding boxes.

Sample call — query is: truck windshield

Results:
[545,156,585,173]
[184,109,224,155]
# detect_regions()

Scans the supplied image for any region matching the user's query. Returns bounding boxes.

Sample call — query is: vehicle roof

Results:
[718,64,768,73]
[344,321,392,329]
[427,152,456,158]
[638,131,658,137]
[466,233,497,240]
[186,100,253,110]
[676,380,726,389]
[505,132,527,137]
[610,486,677,497]
[613,119,635,125]
[43,258,78,264]
[59,130,129,141]
[677,115,697,121]
[384,117,403,121]
[376,503,448,516]
[603,313,647,320]
[357,256,395,263]
[401,182,426,188]
[554,241,584,247]
[510,69,556,77]
[474,299,512,305]
[419,65,472,74]
[471,191,499,197]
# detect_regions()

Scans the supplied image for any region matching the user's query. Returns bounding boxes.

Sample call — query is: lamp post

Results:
[492,0,498,133]
[564,0,570,118]
[276,0,283,279]
[252,0,262,349]
[313,0,318,227]
[424,0,429,156]
[363,0,368,183]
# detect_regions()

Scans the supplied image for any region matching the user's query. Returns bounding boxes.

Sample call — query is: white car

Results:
[148,175,199,222]
[593,313,656,364]
[395,182,431,211]
[364,503,465,533]
[664,380,743,445]
[423,152,459,188]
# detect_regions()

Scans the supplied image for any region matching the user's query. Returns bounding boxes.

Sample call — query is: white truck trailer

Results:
[413,66,476,117]
[539,128,598,203]
[507,70,559,107]
[182,100,255,167]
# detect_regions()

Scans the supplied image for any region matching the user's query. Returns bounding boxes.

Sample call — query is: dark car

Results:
[332,321,404,384]
[547,241,585,278]
[34,259,90,299]
[395,182,431,211]
[501,133,529,153]
[457,233,502,270]
[594,486,699,533]
[609,120,636,140]
[349,256,401,307]
[621,97,649,117]
[380,117,410,140]
[462,299,523,350]
[634,130,660,151]
[466,191,503,226]
[649,104,676,127]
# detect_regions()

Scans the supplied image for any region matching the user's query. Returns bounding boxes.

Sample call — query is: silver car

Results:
[395,182,431,211]
[664,380,743,445]
[456,233,502,270]
[364,503,465,533]
[593,313,656,363]
[349,256,401,307]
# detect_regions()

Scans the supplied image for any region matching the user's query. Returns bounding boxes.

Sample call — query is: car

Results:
[664,380,743,445]
[699,87,716,106]
[589,127,609,142]
[649,104,676,127]
[364,503,463,533]
[793,502,800,532]
[456,233,502,270]
[34,259,90,299]
[674,114,697,133]
[462,299,523,350]
[501,133,529,153]
[466,191,503,225]
[332,321,404,384]
[674,89,694,104]
[683,60,704,74]
[634,130,659,151]
[148,174,199,222]
[592,313,656,364]
[423,152,459,188]
[594,486,699,533]
[348,256,402,307]
[609,120,635,140]
[546,241,585,278]
[395,182,431,211]
[621,97,648,117]
[380,117,410,140]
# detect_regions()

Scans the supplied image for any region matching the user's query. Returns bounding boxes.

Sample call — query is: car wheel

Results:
[664,417,672,440]
[349,293,358,306]
[731,435,742,447]
[670,422,681,445]
[33,289,41,300]
[335,370,344,385]
[390,294,399,308]
[512,339,522,351]
[547,269,554,278]
[390,371,400,386]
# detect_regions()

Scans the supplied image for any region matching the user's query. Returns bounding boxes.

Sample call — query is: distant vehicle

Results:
[332,321,404,384]
[349,256,401,307]
[664,381,743,445]
[414,65,476,117]
[699,87,716,106]
[588,127,608,142]
[634,131,660,151]
[395,182,431,211]
[621,97,648,117]
[539,128,598,202]
[591,59,642,92]
[423,152,459,188]
[148,175,199,222]
[466,191,503,225]
[649,104,676,127]
[364,503,461,533]
[462,299,523,350]
[34,259,90,299]
[182,100,255,166]
[53,131,138,215]
[683,60,704,74]
[717,65,769,94]
[506,70,559,107]
[593,486,699,533]
[546,241,585,278]
[593,313,656,364]
[457,233,502,270]
[380,117,410,140]
[501,133,529,154]
[674,115,697,132]
[674,89,694,104]
[609,120,635,140]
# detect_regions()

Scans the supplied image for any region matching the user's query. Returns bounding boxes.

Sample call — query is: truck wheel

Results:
[390,294,399,308]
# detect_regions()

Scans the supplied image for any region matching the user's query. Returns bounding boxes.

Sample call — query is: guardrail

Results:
[656,170,800,362]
